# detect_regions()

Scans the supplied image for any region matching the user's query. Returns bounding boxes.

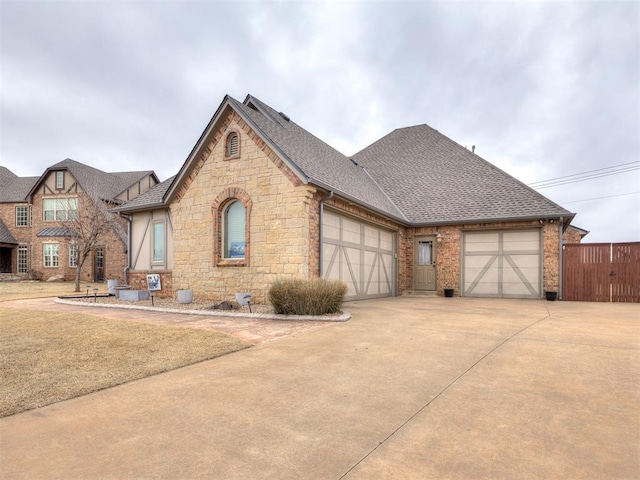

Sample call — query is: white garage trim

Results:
[462,229,542,299]
[322,211,396,300]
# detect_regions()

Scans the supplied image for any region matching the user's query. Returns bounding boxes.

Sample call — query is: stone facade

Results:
[170,115,317,303]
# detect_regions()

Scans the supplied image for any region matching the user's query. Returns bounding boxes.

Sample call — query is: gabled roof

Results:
[129,94,574,226]
[26,159,158,204]
[353,125,574,224]
[0,219,18,244]
[113,176,176,213]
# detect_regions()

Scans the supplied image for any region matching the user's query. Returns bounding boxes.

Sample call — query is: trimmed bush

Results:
[268,278,348,316]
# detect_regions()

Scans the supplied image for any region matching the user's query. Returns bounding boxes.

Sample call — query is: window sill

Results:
[217,259,247,268]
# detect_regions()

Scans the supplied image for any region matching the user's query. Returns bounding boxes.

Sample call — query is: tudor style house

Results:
[115,94,580,302]
[0,160,158,282]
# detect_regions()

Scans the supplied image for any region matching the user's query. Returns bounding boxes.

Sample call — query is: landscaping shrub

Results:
[268,278,348,315]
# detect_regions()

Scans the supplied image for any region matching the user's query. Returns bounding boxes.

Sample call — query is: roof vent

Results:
[472,145,476,153]
[279,112,290,122]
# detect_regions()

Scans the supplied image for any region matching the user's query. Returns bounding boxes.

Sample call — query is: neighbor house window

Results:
[18,245,28,273]
[43,244,59,267]
[223,200,246,259]
[69,243,78,267]
[15,206,28,227]
[152,221,165,263]
[43,198,78,221]
[224,131,239,159]
[56,171,64,189]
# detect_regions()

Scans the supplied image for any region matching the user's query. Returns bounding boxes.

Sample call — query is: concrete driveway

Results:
[1,297,638,479]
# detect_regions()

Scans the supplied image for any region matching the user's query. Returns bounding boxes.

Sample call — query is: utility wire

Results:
[561,191,640,204]
[533,166,640,189]
[528,161,640,189]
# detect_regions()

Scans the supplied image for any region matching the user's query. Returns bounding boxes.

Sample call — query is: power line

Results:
[528,161,640,189]
[561,191,640,204]
[533,166,640,189]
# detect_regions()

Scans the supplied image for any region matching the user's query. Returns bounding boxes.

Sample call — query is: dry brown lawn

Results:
[0,308,250,417]
[0,281,105,302]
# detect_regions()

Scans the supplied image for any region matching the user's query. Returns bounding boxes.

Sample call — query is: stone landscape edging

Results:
[53,298,351,322]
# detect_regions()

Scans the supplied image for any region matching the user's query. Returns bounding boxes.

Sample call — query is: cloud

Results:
[1,0,637,241]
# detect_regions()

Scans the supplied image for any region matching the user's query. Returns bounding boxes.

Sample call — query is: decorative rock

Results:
[46,275,65,282]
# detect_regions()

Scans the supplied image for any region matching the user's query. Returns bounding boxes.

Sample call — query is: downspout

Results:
[120,213,132,285]
[318,190,334,277]
[558,216,564,300]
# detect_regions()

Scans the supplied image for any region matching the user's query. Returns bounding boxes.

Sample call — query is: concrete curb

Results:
[53,298,351,322]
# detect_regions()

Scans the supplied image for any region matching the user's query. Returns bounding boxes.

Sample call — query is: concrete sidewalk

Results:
[1,297,638,479]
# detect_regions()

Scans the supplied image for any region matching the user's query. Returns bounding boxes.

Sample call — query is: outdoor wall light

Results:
[436,232,443,243]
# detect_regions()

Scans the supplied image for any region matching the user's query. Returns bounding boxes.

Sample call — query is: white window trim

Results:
[43,243,59,268]
[69,243,78,268]
[56,171,64,190]
[18,245,28,273]
[15,205,28,227]
[151,221,166,264]
[43,197,78,222]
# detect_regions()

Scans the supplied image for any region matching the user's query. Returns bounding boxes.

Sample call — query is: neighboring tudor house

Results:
[115,94,578,302]
[0,160,158,282]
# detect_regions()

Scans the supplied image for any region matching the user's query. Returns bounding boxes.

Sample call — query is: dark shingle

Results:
[0,176,39,203]
[113,176,175,212]
[353,125,573,223]
[0,219,18,244]
[233,96,407,221]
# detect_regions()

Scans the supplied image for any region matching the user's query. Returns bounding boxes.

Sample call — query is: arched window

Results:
[223,200,246,259]
[225,131,239,159]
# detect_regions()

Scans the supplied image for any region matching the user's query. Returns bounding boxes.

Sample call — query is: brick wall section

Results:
[30,192,127,284]
[128,270,173,298]
[170,114,316,304]
[0,203,31,273]
[406,220,561,297]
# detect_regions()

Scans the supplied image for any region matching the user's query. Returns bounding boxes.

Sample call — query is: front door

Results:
[415,237,436,290]
[93,247,104,282]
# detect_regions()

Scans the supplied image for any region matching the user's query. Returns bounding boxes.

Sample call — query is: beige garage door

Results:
[322,211,396,300]
[463,230,541,298]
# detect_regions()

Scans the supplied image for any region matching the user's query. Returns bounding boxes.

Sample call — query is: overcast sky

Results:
[1,0,638,242]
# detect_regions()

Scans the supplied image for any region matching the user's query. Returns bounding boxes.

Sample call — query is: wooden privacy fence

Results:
[563,242,640,303]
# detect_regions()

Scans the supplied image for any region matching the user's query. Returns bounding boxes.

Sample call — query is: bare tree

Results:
[62,191,125,292]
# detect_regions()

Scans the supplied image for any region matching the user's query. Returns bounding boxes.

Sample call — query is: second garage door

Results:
[462,230,542,298]
[322,211,396,300]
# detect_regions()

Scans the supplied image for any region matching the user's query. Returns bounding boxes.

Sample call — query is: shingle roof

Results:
[113,176,176,212]
[0,219,18,244]
[0,175,39,203]
[232,96,406,220]
[352,125,573,224]
[0,166,17,185]
[142,94,574,226]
